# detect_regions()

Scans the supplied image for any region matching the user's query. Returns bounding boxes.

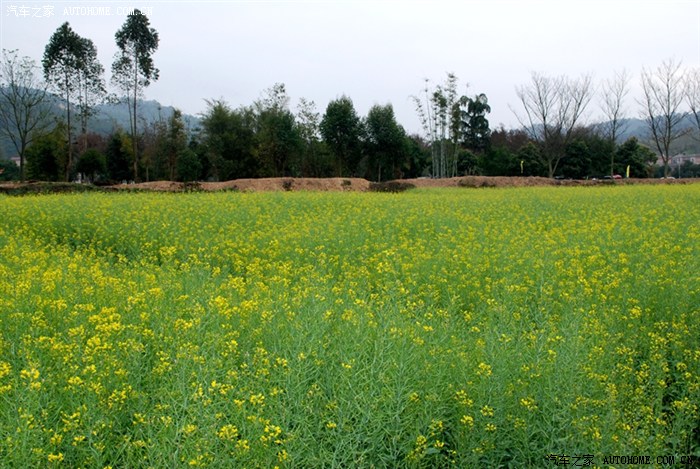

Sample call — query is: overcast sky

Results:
[2,0,699,134]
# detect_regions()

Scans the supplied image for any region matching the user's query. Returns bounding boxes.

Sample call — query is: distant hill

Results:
[0,95,200,159]
[89,99,201,136]
[614,115,700,154]
[615,118,648,142]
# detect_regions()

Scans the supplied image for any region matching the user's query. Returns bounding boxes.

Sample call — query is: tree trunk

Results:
[66,87,72,182]
[81,83,88,154]
[132,60,139,181]
[19,143,26,183]
[610,126,617,177]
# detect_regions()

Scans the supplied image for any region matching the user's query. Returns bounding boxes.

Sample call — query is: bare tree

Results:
[0,49,53,182]
[639,58,687,177]
[513,72,593,178]
[686,67,700,140]
[599,69,630,175]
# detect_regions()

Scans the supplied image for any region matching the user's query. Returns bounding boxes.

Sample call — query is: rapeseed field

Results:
[0,186,698,467]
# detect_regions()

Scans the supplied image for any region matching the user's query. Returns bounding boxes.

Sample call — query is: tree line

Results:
[1,10,700,183]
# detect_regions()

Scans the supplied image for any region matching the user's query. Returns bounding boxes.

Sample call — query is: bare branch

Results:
[0,49,54,181]
[686,67,700,140]
[638,58,686,177]
[599,69,630,144]
[513,71,593,177]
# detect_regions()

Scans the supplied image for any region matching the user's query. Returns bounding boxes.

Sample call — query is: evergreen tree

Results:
[43,22,84,180]
[105,130,133,182]
[461,93,491,153]
[112,10,159,181]
[364,104,407,181]
[320,96,363,176]
[26,124,67,181]
[201,99,257,180]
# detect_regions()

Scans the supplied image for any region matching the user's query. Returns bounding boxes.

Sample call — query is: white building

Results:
[670,153,700,165]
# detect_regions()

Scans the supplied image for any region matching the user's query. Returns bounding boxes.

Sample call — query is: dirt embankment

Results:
[115,176,699,192]
[1,176,698,195]
[108,177,371,192]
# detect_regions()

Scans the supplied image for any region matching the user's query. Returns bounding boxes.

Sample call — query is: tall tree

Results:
[0,49,53,182]
[320,96,363,176]
[112,9,159,181]
[412,74,468,178]
[599,69,630,176]
[461,93,491,153]
[514,72,594,178]
[443,74,462,178]
[43,22,84,181]
[639,59,687,177]
[412,79,438,176]
[76,37,105,154]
